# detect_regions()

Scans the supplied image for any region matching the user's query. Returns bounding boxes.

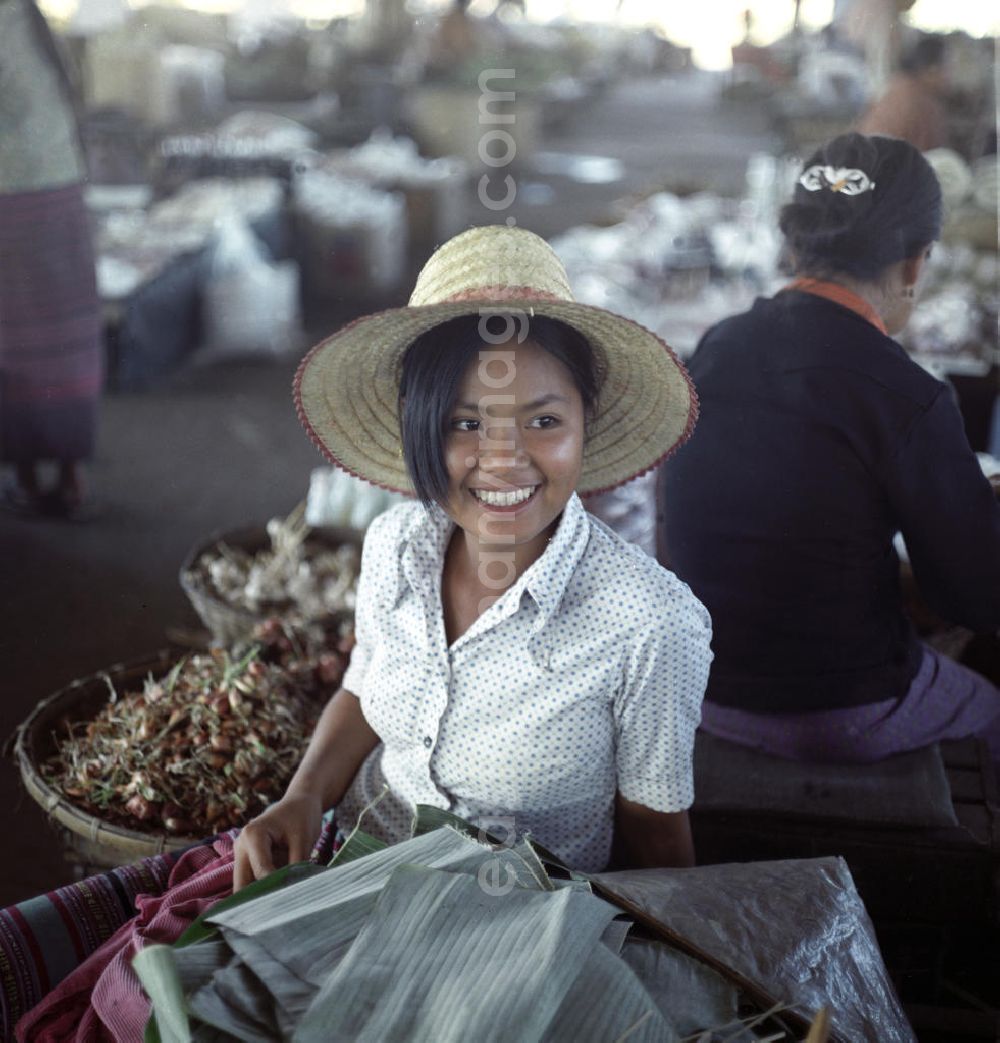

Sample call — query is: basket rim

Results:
[13,651,203,857]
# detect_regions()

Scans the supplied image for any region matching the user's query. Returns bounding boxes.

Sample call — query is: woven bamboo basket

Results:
[179,524,364,649]
[14,651,201,874]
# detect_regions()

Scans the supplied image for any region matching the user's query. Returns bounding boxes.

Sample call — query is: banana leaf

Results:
[187,959,278,1042]
[412,804,580,878]
[294,863,666,1043]
[195,827,556,1033]
[176,861,323,949]
[327,826,387,867]
[133,945,192,1043]
[620,938,739,1035]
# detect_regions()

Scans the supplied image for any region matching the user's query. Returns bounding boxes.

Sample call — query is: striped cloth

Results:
[0,850,179,1041]
[0,183,103,464]
[6,818,340,1041]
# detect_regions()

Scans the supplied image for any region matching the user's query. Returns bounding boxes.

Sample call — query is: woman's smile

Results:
[468,483,541,511]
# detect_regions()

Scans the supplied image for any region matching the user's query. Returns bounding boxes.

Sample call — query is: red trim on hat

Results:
[292,302,700,497]
[573,308,700,497]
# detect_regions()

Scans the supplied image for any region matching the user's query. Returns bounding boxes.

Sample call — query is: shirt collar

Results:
[399,501,452,607]
[784,277,889,335]
[397,492,591,631]
[518,492,590,628]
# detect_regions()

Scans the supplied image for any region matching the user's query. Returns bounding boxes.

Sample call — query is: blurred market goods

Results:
[181,504,362,648]
[585,471,658,558]
[92,176,287,303]
[834,0,914,90]
[305,468,405,530]
[923,148,973,211]
[68,0,127,36]
[308,129,467,280]
[905,245,998,375]
[201,214,302,359]
[154,111,319,190]
[292,167,407,299]
[84,23,228,126]
[551,167,788,359]
[553,148,997,379]
[426,0,481,75]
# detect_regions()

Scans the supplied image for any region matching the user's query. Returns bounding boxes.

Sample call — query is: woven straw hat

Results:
[294,225,697,496]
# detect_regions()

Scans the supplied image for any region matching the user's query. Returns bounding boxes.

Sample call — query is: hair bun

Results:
[779,133,942,282]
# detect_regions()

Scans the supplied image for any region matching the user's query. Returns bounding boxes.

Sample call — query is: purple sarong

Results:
[0,183,103,463]
[700,645,1000,765]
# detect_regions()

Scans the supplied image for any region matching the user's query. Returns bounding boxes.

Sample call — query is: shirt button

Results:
[423,736,433,748]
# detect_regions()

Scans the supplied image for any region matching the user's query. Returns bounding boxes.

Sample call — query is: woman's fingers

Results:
[233,823,276,891]
[246,827,277,881]
[231,796,322,891]
[233,842,254,892]
[287,833,312,865]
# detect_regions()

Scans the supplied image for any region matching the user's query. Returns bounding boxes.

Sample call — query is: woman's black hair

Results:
[778,132,942,283]
[398,313,601,505]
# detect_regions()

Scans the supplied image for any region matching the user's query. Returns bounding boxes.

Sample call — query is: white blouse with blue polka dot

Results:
[337,491,712,872]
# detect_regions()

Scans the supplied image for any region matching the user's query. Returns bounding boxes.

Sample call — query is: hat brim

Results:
[294,297,697,497]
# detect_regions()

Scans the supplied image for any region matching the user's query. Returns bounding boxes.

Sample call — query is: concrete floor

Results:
[0,71,777,906]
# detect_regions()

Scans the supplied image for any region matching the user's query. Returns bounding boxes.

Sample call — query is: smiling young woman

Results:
[234,225,710,887]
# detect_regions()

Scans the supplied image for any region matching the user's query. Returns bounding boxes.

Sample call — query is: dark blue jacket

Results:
[662,290,1000,712]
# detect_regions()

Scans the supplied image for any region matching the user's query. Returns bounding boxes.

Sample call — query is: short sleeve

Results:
[613,596,712,812]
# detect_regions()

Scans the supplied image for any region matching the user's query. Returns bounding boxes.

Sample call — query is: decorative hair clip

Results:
[799,165,876,196]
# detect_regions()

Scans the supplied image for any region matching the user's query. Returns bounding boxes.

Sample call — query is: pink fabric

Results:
[16,833,237,1043]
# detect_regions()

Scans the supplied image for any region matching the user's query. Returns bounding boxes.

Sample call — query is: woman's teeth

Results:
[472,486,537,507]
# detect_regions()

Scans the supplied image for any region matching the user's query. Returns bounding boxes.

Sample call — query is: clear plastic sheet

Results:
[593,856,915,1043]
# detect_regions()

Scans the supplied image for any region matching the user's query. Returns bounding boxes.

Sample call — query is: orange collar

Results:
[785,277,888,335]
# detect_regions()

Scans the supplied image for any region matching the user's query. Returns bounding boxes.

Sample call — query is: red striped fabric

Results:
[15,835,236,1042]
[0,852,179,1040]
[4,819,342,1040]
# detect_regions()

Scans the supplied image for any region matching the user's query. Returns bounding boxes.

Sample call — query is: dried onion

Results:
[41,622,353,837]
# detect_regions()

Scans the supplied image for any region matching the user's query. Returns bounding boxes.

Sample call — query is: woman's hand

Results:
[233,792,324,892]
[231,686,380,892]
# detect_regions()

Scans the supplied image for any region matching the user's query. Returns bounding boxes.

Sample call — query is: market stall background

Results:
[0,0,997,1035]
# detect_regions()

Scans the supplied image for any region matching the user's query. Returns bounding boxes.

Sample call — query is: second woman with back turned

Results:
[662,132,1000,767]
